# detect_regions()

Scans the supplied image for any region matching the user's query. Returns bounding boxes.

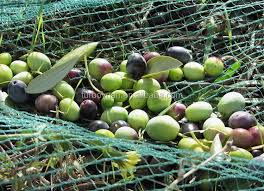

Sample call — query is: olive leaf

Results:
[26,42,98,94]
[214,61,241,82]
[210,134,226,161]
[142,56,182,78]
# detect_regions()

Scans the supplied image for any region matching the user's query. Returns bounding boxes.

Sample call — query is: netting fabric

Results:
[0,0,264,190]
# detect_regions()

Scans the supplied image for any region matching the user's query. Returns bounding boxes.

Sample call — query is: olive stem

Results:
[122,76,137,83]
[19,53,29,61]
[201,139,213,144]
[0,133,40,139]
[74,78,83,93]
[84,55,105,96]
[190,131,210,151]
[166,141,232,191]
[178,133,188,138]
[124,105,131,109]
[249,144,264,151]
[123,89,134,92]
[32,71,43,76]
[50,106,63,119]
[158,101,176,116]
[0,81,11,86]
[162,82,170,92]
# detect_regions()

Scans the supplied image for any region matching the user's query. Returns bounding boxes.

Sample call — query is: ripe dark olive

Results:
[35,94,58,113]
[65,68,84,87]
[231,128,253,148]
[248,126,264,146]
[80,100,98,120]
[180,122,203,139]
[251,150,263,157]
[143,52,160,62]
[228,111,257,129]
[168,103,186,121]
[126,53,147,79]
[166,46,192,64]
[88,120,109,132]
[7,80,29,103]
[67,68,82,78]
[110,120,129,133]
[75,88,100,105]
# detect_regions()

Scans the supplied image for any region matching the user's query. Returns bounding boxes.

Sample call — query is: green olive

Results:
[59,98,80,121]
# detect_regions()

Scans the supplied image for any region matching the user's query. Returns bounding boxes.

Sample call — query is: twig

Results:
[190,131,210,151]
[10,143,48,159]
[158,101,176,116]
[166,141,232,191]
[249,144,264,151]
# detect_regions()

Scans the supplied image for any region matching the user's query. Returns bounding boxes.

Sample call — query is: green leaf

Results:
[26,42,98,94]
[142,56,182,78]
[210,134,225,161]
[214,61,241,83]
[210,134,222,154]
[198,86,225,101]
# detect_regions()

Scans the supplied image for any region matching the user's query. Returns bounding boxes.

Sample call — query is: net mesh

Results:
[1,0,264,190]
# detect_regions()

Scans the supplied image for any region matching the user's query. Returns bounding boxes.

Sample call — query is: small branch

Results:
[10,143,48,159]
[158,101,176,116]
[190,131,210,151]
[166,141,232,191]
[249,144,264,151]
[0,133,40,139]
[124,105,131,109]
[178,133,188,138]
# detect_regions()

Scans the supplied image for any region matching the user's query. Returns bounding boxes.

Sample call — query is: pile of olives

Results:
[0,46,262,161]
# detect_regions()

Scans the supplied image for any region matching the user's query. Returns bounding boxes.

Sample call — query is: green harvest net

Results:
[0,0,264,190]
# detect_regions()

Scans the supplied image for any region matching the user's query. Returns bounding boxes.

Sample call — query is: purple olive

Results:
[65,68,84,87]
[75,88,100,105]
[7,80,29,103]
[143,52,160,62]
[251,150,263,157]
[167,103,186,121]
[88,120,109,132]
[166,46,192,64]
[35,94,58,113]
[126,53,147,79]
[228,111,257,129]
[248,126,264,146]
[80,100,98,120]
[231,128,253,148]
[110,120,129,133]
[180,122,203,139]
